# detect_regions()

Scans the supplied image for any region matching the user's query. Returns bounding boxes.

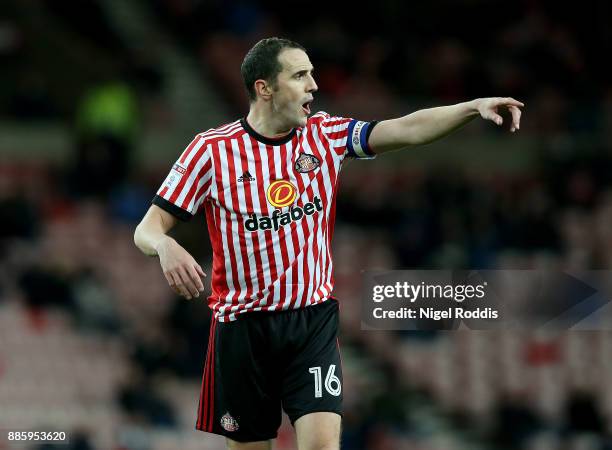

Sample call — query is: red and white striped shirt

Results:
[154,112,377,322]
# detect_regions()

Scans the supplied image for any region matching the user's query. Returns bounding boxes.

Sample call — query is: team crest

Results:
[295,153,320,173]
[220,412,239,432]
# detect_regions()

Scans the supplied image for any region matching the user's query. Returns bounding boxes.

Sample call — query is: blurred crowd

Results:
[1,0,612,449]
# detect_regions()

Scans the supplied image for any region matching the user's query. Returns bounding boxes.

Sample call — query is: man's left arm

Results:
[368,97,524,154]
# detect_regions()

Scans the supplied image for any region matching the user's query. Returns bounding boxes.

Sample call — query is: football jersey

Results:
[154,112,377,322]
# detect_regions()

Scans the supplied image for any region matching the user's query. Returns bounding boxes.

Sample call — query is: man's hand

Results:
[476,97,524,132]
[156,236,207,300]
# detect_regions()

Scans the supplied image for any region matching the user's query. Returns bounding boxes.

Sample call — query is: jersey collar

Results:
[241,118,297,146]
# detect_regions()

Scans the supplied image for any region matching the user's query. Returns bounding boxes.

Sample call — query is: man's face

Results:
[270,48,318,128]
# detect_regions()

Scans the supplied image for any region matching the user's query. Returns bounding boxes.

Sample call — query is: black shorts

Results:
[195,298,343,442]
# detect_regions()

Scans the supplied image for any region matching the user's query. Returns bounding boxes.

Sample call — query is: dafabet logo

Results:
[244,180,323,232]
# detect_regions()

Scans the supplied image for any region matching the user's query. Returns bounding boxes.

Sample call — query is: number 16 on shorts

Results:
[309,365,342,398]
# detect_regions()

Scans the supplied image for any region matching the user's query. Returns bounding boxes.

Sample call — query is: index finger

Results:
[501,97,524,108]
[187,265,205,292]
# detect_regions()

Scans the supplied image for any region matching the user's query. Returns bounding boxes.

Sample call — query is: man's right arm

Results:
[134,205,206,299]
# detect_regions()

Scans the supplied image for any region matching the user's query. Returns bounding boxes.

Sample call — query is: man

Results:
[134,37,523,449]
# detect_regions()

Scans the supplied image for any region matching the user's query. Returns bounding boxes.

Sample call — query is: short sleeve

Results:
[316,112,378,160]
[152,135,213,221]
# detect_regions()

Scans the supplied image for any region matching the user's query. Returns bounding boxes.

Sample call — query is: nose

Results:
[307,74,318,93]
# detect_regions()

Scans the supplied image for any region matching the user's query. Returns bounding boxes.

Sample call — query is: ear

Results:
[254,79,272,100]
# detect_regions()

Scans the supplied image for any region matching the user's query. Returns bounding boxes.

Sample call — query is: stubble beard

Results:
[272,98,304,130]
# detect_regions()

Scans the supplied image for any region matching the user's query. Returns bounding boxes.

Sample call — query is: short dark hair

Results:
[241,37,306,102]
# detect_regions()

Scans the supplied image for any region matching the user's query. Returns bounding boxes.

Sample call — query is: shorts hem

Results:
[195,426,277,442]
[288,409,343,426]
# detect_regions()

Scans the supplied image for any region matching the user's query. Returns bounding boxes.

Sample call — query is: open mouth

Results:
[302,101,312,115]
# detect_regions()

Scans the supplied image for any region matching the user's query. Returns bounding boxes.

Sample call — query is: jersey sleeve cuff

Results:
[152,195,192,222]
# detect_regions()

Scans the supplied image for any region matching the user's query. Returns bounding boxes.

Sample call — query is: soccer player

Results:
[134,37,523,449]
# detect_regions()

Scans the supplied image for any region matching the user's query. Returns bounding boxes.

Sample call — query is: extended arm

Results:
[134,204,206,299]
[369,97,524,154]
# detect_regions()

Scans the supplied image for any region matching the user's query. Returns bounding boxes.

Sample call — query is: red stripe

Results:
[197,329,210,429]
[198,317,217,430]
[206,319,218,431]
[205,318,217,430]
[205,202,227,310]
